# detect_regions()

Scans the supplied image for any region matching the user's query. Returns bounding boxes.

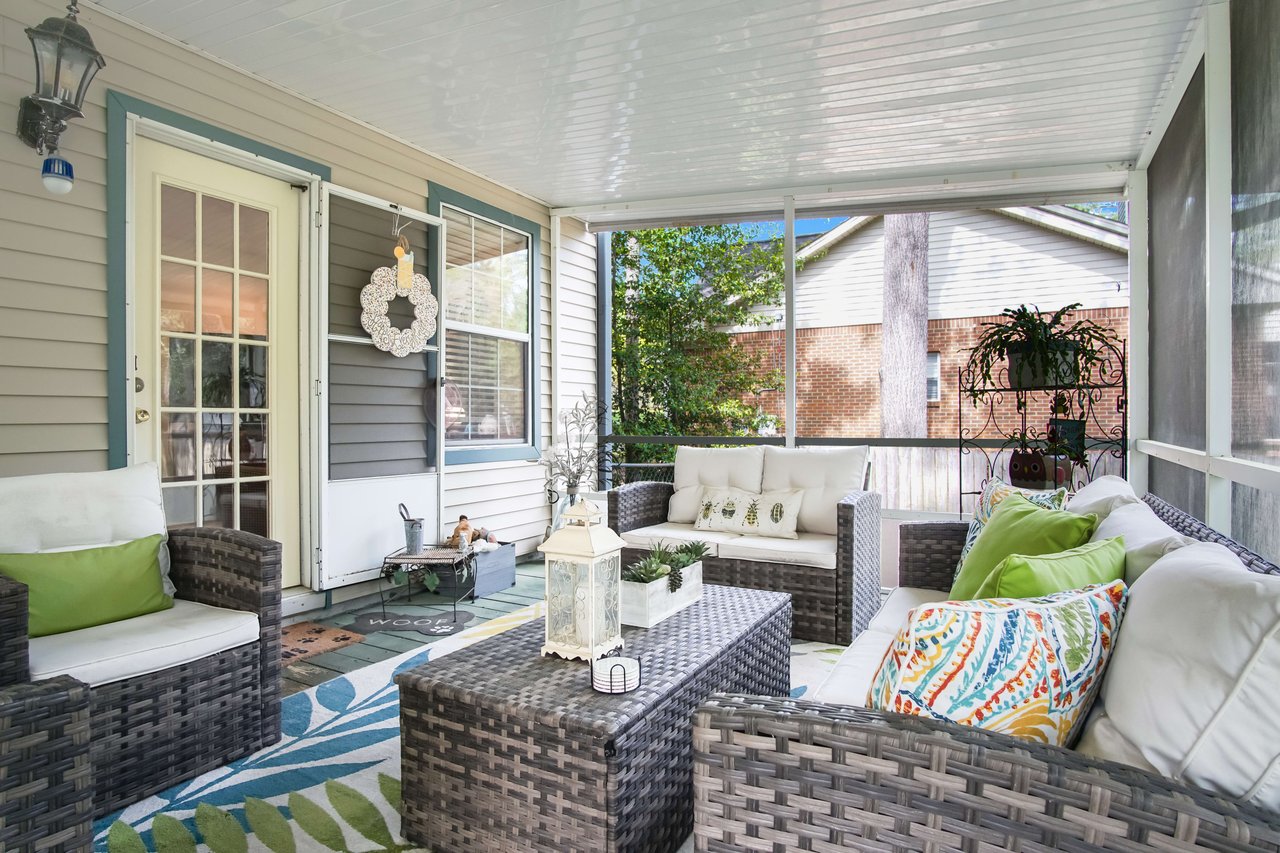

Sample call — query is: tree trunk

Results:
[880,213,930,438]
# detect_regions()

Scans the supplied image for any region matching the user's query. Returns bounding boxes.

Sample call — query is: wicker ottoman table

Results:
[395,584,792,853]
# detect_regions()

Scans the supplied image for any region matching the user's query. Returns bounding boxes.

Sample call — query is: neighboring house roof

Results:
[726,205,1130,333]
[798,206,1128,262]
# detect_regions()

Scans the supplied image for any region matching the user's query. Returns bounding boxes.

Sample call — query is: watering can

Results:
[399,503,424,554]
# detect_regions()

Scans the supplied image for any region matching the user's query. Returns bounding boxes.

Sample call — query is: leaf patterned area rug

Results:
[96,606,843,852]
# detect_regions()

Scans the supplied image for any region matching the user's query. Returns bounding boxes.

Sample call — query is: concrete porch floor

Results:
[281,557,546,696]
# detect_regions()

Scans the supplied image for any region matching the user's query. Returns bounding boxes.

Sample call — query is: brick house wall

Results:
[733,306,1129,439]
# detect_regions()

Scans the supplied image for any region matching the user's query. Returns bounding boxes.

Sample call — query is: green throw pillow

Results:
[0,534,173,637]
[950,494,1098,599]
[970,537,1126,600]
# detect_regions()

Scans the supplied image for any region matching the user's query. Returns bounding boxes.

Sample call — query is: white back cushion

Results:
[1091,500,1195,584]
[1065,475,1139,521]
[0,463,166,552]
[761,446,869,535]
[668,447,765,523]
[1100,542,1280,811]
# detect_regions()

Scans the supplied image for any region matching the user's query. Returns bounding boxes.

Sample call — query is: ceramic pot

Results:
[1009,449,1048,489]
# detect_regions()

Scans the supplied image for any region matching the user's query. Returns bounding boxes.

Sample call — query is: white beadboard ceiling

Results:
[96,0,1205,220]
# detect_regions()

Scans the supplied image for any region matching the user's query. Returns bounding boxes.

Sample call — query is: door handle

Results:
[136,408,151,424]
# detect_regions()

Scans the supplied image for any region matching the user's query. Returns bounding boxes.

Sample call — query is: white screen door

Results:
[132,137,303,587]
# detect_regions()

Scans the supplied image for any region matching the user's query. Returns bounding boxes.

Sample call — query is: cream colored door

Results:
[133,137,303,587]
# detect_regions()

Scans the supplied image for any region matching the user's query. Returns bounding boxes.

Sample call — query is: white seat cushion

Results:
[620,522,741,556]
[812,627,897,706]
[718,532,837,570]
[1091,500,1195,584]
[867,586,951,634]
[29,600,260,687]
[1065,475,1140,521]
[668,447,765,524]
[1075,705,1159,773]
[1100,542,1280,811]
[761,446,869,535]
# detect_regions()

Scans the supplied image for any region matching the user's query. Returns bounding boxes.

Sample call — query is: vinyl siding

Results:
[0,0,596,558]
[787,210,1128,329]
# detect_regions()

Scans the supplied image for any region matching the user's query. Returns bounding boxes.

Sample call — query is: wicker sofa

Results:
[0,465,282,850]
[609,445,881,645]
[691,493,1280,851]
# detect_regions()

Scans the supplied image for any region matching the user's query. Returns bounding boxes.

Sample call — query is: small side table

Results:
[379,546,476,623]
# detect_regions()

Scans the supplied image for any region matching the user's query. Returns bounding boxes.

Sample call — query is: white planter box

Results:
[621,562,703,628]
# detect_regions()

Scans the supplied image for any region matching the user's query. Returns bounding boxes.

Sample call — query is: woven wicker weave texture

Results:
[0,675,92,852]
[692,494,1280,852]
[398,584,792,853]
[609,481,880,645]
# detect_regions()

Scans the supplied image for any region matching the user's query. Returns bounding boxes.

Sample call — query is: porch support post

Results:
[597,233,613,490]
[1126,169,1150,495]
[784,196,797,448]
[1203,0,1232,530]
[550,215,562,444]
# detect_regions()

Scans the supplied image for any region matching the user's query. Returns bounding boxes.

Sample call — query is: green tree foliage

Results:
[611,226,784,463]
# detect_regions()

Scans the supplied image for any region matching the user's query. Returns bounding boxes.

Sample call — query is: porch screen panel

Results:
[1147,61,1207,517]
[1230,0,1280,560]
[327,196,436,479]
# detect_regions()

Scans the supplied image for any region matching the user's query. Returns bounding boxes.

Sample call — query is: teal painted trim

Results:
[107,91,331,179]
[105,94,130,468]
[105,91,332,468]
[428,182,543,466]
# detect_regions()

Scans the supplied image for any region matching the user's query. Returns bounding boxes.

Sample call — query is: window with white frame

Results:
[926,351,941,402]
[441,205,531,446]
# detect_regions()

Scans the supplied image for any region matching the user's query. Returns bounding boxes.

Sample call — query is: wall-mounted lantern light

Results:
[16,2,106,194]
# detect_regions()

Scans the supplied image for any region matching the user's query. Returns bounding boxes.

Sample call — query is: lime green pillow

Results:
[0,534,173,637]
[950,494,1098,599]
[969,537,1126,600]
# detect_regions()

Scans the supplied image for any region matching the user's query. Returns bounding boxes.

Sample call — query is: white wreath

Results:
[360,267,439,357]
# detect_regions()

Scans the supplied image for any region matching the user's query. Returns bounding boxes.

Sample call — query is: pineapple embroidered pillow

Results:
[694,487,803,539]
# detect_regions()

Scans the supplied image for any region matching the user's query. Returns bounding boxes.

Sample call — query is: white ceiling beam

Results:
[550,161,1131,221]
[1136,18,1206,170]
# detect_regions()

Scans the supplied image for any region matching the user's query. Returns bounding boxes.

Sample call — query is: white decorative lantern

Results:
[537,500,625,661]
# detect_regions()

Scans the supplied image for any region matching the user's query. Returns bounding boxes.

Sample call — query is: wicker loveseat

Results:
[692,494,1280,851]
[609,445,881,645]
[0,466,282,850]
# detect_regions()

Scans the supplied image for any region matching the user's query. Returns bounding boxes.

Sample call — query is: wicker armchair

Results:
[692,494,1280,851]
[609,481,881,645]
[0,526,282,842]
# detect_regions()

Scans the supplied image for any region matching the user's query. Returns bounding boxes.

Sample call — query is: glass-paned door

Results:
[133,137,302,587]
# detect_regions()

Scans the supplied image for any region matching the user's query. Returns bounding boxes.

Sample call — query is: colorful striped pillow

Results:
[867,581,1127,746]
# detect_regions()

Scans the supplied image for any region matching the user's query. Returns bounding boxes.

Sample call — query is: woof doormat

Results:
[348,610,475,636]
[281,622,365,663]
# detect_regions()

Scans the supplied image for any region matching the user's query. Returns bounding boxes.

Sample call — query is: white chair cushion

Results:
[0,462,165,552]
[867,586,951,635]
[28,600,260,687]
[620,522,741,556]
[0,462,175,596]
[718,532,837,570]
[811,627,897,706]
[668,447,765,524]
[1074,705,1159,773]
[1065,475,1140,521]
[761,446,869,535]
[1100,542,1280,811]
[1091,500,1196,584]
